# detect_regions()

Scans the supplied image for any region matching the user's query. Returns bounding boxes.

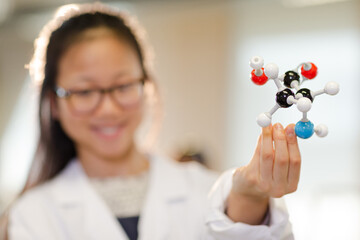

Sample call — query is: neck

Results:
[77,143,149,178]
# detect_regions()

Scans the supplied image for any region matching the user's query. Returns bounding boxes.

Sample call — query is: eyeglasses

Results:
[54,79,145,115]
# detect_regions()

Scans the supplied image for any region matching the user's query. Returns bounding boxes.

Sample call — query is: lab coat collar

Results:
[50,159,128,240]
[148,154,188,201]
[50,155,189,240]
[139,155,189,240]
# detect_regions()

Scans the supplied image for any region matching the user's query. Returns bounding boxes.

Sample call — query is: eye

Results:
[116,83,135,92]
[74,89,96,97]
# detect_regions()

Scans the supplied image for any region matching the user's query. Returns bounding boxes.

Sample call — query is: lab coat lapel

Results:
[139,156,188,240]
[52,160,129,240]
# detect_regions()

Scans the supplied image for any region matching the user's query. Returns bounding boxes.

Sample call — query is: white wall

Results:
[134,1,232,170]
[0,78,38,205]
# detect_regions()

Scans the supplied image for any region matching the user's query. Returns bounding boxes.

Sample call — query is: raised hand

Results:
[226,123,301,225]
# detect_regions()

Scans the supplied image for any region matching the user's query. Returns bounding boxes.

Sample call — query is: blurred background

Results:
[0,0,359,238]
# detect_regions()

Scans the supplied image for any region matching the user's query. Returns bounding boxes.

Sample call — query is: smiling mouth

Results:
[100,127,120,135]
[92,124,125,140]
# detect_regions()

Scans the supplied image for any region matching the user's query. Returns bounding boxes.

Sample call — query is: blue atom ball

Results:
[295,121,314,139]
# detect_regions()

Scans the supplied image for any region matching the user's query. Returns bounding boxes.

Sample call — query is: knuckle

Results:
[277,157,288,166]
[290,157,301,167]
[262,152,273,161]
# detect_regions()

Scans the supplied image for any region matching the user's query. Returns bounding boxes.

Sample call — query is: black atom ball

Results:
[276,88,294,108]
[296,88,313,102]
[283,71,300,88]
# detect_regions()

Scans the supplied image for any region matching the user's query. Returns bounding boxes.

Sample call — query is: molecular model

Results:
[249,56,339,139]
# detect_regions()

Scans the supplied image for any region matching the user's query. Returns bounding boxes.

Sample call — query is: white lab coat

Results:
[9,155,293,239]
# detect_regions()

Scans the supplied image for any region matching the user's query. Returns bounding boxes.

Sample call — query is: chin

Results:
[93,141,135,160]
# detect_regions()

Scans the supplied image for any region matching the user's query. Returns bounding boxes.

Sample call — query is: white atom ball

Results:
[264,63,279,79]
[250,56,264,69]
[315,124,328,137]
[296,97,312,113]
[324,81,340,95]
[256,113,271,127]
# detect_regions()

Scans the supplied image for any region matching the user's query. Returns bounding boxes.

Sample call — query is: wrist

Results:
[230,188,269,204]
[225,189,269,225]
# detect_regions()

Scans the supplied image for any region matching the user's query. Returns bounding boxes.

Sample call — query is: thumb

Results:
[248,134,262,171]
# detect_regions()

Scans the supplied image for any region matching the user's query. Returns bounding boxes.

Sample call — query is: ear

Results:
[50,92,60,120]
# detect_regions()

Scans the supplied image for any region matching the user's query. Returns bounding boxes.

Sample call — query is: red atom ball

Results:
[301,63,317,79]
[251,68,268,85]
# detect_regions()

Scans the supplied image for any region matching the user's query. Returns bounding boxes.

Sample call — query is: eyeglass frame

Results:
[53,77,146,115]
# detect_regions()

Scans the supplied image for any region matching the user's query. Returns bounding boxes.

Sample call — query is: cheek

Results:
[56,100,88,140]
[127,100,145,131]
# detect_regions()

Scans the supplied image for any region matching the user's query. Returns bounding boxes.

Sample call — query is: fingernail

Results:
[275,123,283,130]
[286,127,295,136]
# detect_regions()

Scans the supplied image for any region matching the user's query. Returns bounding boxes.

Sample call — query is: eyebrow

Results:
[70,71,131,83]
[112,72,131,81]
[74,76,95,82]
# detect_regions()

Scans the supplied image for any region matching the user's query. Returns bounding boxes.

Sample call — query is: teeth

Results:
[98,127,119,135]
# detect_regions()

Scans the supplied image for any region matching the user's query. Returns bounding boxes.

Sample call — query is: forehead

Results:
[75,27,120,42]
[57,28,143,86]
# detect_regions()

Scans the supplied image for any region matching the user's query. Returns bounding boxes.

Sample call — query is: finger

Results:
[272,123,289,189]
[285,124,301,192]
[248,134,262,172]
[260,124,274,182]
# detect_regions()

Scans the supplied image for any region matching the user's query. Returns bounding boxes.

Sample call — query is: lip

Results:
[90,123,126,141]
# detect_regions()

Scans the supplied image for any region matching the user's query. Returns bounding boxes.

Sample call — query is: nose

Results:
[94,93,123,116]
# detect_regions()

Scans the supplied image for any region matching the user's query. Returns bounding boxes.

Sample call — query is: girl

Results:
[6,2,301,239]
